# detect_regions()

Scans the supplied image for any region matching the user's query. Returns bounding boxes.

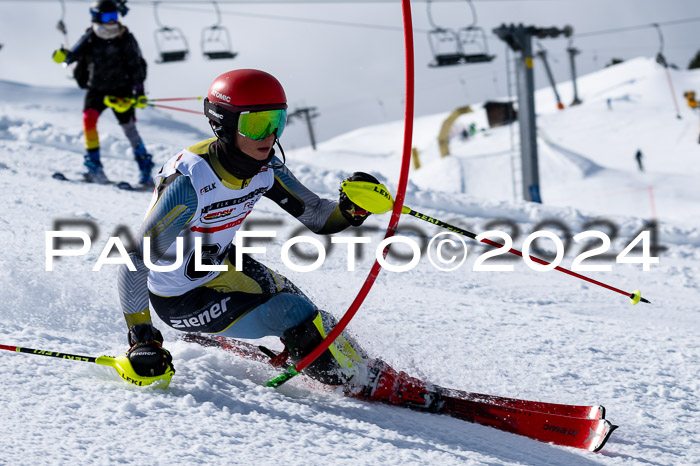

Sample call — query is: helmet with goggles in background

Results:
[90,0,119,23]
[204,69,288,144]
[90,0,128,23]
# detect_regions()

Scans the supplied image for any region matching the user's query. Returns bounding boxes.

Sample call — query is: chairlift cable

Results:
[570,17,700,39]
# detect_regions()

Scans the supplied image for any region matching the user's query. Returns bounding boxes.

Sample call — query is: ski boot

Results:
[283,310,365,386]
[82,149,109,184]
[134,143,154,186]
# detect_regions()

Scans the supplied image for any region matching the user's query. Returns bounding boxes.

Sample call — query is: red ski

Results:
[439,392,616,451]
[446,389,605,420]
[183,333,617,452]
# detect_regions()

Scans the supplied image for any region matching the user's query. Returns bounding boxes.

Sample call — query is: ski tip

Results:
[598,405,606,420]
[592,421,618,452]
[589,405,605,420]
[52,172,68,181]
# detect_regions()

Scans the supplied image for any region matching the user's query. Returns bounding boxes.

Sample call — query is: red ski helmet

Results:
[204,69,287,136]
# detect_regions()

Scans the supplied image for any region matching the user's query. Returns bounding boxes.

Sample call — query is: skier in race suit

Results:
[52,0,153,185]
[118,68,392,389]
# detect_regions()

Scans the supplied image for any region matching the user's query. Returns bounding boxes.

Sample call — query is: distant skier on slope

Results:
[635,149,644,172]
[52,0,153,186]
[117,69,424,402]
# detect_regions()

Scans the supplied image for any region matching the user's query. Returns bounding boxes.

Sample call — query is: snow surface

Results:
[1,57,699,465]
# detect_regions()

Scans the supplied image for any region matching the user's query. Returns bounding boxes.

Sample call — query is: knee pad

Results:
[283,310,365,385]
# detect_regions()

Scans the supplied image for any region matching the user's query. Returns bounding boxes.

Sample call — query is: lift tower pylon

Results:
[493,23,572,203]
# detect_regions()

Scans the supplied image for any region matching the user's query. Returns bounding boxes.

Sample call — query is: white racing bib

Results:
[147,143,274,296]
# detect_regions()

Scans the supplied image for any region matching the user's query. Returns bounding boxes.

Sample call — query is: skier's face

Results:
[235,132,275,161]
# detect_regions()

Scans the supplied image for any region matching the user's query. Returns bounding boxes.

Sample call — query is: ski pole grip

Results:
[266,366,300,388]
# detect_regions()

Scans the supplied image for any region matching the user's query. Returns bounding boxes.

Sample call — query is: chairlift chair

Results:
[202,26,237,60]
[153,2,189,63]
[457,26,495,64]
[154,27,189,63]
[428,28,465,67]
[426,0,494,68]
[201,2,237,60]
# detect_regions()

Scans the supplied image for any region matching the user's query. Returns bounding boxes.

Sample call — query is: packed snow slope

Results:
[0,57,699,465]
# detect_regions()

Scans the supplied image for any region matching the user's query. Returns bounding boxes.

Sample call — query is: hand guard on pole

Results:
[339,172,379,226]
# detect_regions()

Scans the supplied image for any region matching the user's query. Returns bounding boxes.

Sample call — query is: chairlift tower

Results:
[567,43,582,105]
[536,47,564,110]
[493,23,573,204]
[289,107,319,151]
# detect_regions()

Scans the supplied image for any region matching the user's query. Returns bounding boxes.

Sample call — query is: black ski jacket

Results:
[65,25,147,91]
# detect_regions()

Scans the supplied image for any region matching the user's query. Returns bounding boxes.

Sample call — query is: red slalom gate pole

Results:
[266,0,415,388]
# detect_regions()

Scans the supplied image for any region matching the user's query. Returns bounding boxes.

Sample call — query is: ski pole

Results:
[146,96,204,103]
[103,96,203,114]
[146,103,203,115]
[340,180,650,305]
[0,343,174,388]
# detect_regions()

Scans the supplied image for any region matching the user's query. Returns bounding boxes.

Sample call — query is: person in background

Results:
[635,149,644,172]
[52,0,153,185]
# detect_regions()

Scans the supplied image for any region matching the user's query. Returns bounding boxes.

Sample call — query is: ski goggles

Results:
[91,10,119,23]
[237,109,287,141]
